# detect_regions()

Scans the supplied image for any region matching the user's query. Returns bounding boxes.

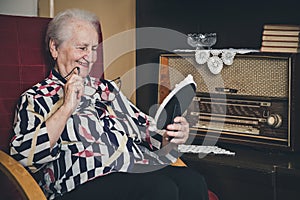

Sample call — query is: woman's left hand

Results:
[164,116,189,144]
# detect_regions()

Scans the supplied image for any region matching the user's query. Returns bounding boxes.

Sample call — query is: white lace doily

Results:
[174,48,259,74]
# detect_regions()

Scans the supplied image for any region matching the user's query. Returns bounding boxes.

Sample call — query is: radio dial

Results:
[267,114,282,128]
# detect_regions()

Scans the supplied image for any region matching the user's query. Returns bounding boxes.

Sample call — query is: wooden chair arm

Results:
[171,158,187,167]
[0,150,46,200]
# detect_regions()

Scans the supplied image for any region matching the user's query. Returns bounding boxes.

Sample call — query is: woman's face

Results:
[50,20,99,79]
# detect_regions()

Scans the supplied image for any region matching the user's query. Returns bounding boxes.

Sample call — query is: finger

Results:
[64,75,84,101]
[167,132,186,144]
[68,75,84,90]
[165,130,184,139]
[76,85,84,99]
[175,117,190,131]
[166,123,181,131]
[67,82,83,95]
[68,73,83,84]
[74,67,80,75]
[169,137,185,144]
[165,127,189,143]
[173,116,187,124]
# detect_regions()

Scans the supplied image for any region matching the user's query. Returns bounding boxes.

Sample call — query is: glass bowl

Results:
[187,33,217,49]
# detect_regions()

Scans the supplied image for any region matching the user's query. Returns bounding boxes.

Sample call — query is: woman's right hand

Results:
[62,73,84,115]
[46,72,84,148]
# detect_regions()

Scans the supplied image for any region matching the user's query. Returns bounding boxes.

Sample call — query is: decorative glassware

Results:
[187,33,217,49]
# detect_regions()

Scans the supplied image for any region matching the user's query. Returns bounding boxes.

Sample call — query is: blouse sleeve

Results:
[129,100,179,164]
[10,92,61,172]
[113,90,179,163]
[100,78,179,164]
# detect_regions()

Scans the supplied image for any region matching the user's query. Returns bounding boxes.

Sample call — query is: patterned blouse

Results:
[10,69,178,199]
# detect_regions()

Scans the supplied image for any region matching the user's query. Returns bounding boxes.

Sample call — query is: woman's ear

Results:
[49,39,58,60]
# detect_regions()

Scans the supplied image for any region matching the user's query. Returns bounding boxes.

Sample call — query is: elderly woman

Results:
[10,9,208,200]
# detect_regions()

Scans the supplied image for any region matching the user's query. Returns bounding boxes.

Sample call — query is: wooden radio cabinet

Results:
[158,52,300,200]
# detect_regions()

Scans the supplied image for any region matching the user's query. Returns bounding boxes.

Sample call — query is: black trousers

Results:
[55,165,208,200]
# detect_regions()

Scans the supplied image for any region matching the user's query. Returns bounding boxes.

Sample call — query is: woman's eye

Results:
[77,46,97,51]
[92,46,98,51]
[78,47,87,51]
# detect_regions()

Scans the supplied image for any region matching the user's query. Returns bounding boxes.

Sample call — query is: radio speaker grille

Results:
[166,55,289,98]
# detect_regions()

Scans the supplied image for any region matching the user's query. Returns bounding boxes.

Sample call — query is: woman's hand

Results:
[62,73,84,115]
[46,72,84,148]
[163,116,189,145]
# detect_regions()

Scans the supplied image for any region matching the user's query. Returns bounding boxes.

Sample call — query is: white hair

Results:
[45,8,100,52]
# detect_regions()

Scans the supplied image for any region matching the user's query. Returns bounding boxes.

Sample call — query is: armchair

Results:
[0,14,52,200]
[0,14,103,199]
[0,14,218,200]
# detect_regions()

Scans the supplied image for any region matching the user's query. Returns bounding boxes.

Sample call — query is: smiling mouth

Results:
[77,60,89,68]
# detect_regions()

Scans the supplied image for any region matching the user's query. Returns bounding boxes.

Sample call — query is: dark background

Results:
[135,0,300,114]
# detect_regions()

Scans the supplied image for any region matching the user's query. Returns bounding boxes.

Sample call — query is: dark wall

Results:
[136,0,300,113]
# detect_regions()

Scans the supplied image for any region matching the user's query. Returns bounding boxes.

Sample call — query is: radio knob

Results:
[267,114,282,128]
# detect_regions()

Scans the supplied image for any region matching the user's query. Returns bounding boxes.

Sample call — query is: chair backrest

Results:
[0,14,103,153]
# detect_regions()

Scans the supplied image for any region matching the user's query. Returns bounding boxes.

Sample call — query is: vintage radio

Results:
[158,52,300,151]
